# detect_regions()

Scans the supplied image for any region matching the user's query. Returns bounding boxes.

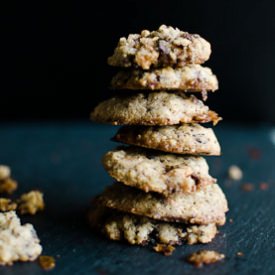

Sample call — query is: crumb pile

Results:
[90,25,228,254]
[0,166,45,265]
[0,211,42,265]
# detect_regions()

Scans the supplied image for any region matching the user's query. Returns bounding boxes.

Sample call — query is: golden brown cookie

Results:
[91,92,221,126]
[113,124,221,155]
[111,65,218,92]
[108,25,211,70]
[88,203,217,246]
[98,183,228,225]
[103,147,216,195]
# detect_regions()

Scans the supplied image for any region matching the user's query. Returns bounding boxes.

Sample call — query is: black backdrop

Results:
[3,0,275,121]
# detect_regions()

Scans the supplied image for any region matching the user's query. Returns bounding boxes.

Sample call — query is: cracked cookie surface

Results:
[114,124,221,155]
[98,183,228,226]
[91,92,221,126]
[103,147,216,195]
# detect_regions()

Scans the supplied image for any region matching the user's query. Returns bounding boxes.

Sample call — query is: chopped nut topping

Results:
[187,250,225,267]
[108,25,211,70]
[153,243,175,256]
[0,198,17,212]
[18,191,45,215]
[38,255,55,271]
[228,165,243,181]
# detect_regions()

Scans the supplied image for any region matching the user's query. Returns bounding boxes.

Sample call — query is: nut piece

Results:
[0,198,17,212]
[18,191,45,215]
[0,166,10,181]
[228,165,243,180]
[0,211,42,265]
[187,250,225,267]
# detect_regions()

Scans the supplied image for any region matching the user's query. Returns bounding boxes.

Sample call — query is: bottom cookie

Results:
[88,202,218,246]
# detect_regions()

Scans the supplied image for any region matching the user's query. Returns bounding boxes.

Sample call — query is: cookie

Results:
[98,183,228,225]
[103,147,216,195]
[88,204,217,246]
[0,211,42,265]
[91,92,221,126]
[113,124,221,156]
[111,65,218,92]
[108,25,211,70]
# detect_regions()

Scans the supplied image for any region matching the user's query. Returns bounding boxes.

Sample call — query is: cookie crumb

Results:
[228,165,243,181]
[259,182,269,191]
[229,218,233,223]
[38,256,55,271]
[0,198,17,212]
[0,166,18,195]
[18,190,45,215]
[0,165,10,180]
[187,250,225,267]
[236,251,244,257]
[201,90,208,101]
[248,147,261,160]
[153,243,175,256]
[241,183,254,192]
[0,178,18,195]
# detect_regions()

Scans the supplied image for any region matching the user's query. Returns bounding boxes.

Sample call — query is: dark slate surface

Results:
[0,121,274,275]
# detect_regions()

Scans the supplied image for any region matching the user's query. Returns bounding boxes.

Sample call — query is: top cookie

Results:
[91,92,221,126]
[111,65,218,92]
[108,25,211,70]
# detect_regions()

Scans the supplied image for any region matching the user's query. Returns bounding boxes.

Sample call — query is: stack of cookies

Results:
[89,25,228,252]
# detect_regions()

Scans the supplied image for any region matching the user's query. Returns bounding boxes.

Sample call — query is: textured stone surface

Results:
[0,122,274,274]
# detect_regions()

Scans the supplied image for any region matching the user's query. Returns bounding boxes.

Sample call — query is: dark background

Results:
[3,0,275,121]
